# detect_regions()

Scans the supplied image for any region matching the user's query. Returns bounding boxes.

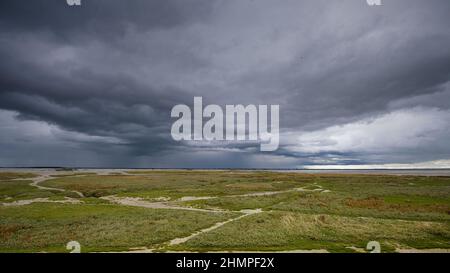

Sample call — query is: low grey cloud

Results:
[0,0,449,168]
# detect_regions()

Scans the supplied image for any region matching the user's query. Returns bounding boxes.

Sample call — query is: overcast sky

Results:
[0,0,449,168]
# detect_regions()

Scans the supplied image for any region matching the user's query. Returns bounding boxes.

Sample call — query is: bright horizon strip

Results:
[303,160,450,170]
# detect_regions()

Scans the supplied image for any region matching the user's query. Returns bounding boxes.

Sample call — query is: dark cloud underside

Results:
[0,0,449,168]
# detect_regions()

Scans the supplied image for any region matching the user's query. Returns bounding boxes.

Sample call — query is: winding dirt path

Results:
[29,174,85,197]
[101,196,225,213]
[99,183,328,215]
[168,209,262,246]
[105,183,330,251]
[2,197,82,207]
[1,173,86,207]
[172,184,329,203]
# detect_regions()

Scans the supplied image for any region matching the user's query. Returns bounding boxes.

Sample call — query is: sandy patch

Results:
[102,196,223,213]
[177,196,215,202]
[1,197,82,206]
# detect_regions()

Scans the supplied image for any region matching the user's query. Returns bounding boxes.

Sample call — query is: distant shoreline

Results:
[1,166,450,170]
[1,167,450,176]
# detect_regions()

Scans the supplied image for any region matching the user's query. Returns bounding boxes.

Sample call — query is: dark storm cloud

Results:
[237,0,450,131]
[0,0,214,41]
[0,0,202,158]
[0,0,450,168]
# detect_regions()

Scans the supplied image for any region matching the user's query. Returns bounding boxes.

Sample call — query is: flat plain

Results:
[0,169,449,253]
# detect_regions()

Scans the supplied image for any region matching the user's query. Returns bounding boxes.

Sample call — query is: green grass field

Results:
[0,170,449,252]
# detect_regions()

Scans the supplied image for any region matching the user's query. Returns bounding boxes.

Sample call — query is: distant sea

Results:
[274,169,450,176]
[1,168,450,176]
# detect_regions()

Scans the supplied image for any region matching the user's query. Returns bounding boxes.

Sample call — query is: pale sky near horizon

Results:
[0,0,449,168]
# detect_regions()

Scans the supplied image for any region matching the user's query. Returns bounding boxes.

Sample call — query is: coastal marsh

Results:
[0,170,449,252]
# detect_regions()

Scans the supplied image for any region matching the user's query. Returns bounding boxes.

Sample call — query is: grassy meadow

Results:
[0,170,449,252]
